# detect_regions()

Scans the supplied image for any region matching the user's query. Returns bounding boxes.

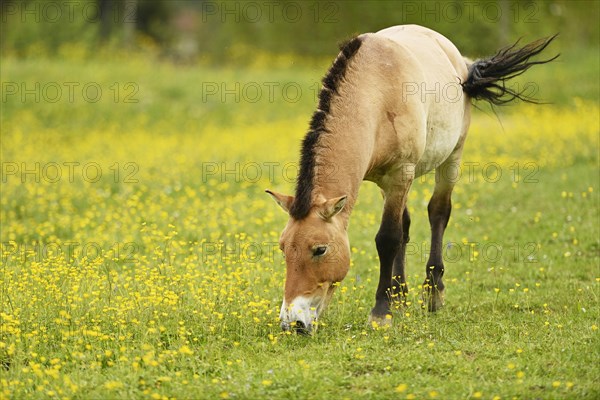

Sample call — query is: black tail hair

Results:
[461,35,559,105]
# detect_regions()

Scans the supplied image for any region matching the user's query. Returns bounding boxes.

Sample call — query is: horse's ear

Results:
[265,190,294,213]
[319,195,347,220]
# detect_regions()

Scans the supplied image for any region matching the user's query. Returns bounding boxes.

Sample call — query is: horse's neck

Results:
[311,115,374,223]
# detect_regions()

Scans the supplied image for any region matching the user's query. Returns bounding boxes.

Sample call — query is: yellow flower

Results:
[395,384,408,393]
[104,381,124,390]
[179,345,194,355]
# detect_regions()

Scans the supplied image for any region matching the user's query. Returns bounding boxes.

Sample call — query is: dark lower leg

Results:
[371,218,402,317]
[371,193,413,318]
[424,191,452,311]
[391,207,410,304]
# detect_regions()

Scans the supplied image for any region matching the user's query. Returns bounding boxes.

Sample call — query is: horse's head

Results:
[266,190,350,334]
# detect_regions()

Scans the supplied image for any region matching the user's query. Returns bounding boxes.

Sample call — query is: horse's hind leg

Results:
[424,156,460,311]
[391,206,410,306]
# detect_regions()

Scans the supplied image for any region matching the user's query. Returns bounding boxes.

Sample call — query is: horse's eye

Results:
[278,244,286,259]
[312,246,328,257]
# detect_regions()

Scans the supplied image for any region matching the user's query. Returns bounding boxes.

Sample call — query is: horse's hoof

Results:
[368,313,393,329]
[423,288,445,312]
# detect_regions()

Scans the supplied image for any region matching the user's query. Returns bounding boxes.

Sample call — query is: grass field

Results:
[1,50,599,399]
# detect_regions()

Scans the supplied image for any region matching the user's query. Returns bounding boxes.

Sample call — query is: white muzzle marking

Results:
[280,295,321,333]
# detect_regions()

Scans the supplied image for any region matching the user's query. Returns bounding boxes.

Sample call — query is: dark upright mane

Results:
[289,36,363,220]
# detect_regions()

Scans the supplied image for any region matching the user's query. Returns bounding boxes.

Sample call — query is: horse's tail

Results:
[461,35,559,105]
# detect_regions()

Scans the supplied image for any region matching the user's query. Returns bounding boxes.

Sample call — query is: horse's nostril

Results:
[280,320,310,334]
[293,320,310,335]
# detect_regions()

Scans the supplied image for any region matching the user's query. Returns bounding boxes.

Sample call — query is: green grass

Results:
[1,50,599,400]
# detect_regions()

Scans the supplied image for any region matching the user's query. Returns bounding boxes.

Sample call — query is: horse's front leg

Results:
[370,182,412,324]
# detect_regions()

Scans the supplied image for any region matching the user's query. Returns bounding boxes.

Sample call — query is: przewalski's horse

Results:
[267,25,557,333]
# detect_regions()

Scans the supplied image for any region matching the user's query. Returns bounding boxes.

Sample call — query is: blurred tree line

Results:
[1,0,598,62]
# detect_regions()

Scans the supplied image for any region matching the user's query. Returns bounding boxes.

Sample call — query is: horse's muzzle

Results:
[281,319,311,335]
[279,295,320,334]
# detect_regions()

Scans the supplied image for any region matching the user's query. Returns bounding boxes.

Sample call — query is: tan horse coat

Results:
[267,25,556,333]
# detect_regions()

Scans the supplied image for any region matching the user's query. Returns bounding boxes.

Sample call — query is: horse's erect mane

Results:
[289,36,363,220]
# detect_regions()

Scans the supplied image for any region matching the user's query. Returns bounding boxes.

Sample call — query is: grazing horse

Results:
[266,25,556,333]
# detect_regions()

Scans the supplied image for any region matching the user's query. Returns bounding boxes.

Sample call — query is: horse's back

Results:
[359,25,471,180]
[374,25,468,82]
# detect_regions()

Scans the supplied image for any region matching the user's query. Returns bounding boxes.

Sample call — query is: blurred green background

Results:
[2,0,599,59]
[1,0,599,132]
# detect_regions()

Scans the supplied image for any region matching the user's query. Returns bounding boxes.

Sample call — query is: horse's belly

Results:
[414,116,463,177]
